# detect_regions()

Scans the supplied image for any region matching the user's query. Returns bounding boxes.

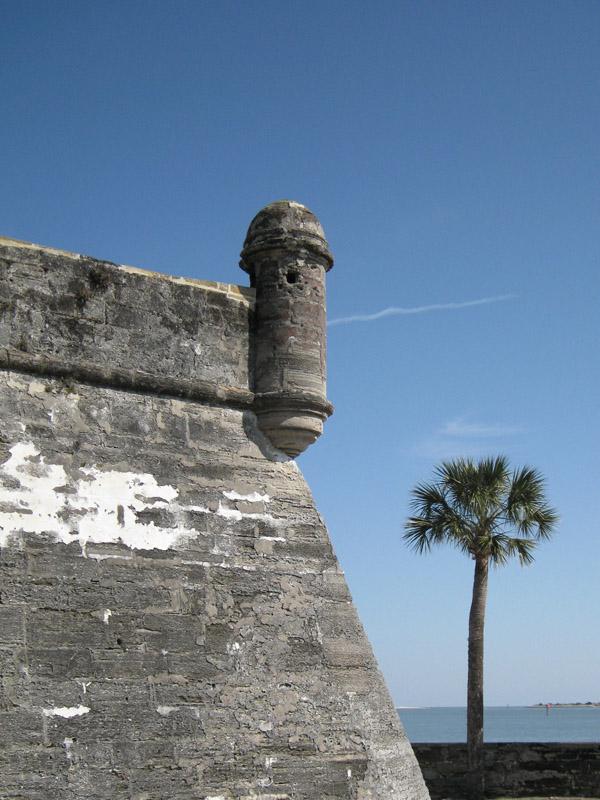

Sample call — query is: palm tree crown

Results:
[404,455,558,566]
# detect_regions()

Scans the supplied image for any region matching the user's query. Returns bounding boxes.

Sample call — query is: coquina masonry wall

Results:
[0,214,429,800]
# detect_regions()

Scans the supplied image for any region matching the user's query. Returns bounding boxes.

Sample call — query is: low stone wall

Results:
[412,742,600,798]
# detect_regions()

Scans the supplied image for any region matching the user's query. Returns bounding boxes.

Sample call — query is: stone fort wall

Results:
[0,204,429,800]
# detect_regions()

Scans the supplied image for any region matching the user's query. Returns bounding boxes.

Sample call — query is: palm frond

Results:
[504,537,537,566]
[404,517,436,554]
[506,466,559,542]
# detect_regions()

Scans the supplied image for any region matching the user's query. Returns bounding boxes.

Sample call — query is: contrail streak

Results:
[327,294,515,327]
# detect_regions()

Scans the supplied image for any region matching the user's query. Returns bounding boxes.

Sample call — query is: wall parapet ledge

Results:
[0,348,255,409]
[0,236,255,307]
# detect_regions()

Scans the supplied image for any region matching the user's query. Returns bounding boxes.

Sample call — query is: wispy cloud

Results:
[440,419,521,439]
[414,416,522,461]
[327,294,515,327]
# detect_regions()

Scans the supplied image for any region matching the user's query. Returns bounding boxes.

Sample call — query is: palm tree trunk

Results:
[467,555,489,800]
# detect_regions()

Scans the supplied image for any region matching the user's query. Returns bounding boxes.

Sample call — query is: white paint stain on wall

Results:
[156,705,179,716]
[223,490,271,503]
[0,441,277,552]
[42,705,90,718]
[215,502,274,522]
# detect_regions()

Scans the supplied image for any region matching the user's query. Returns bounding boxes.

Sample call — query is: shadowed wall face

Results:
[0,220,428,800]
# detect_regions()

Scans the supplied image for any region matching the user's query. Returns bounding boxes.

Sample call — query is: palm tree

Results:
[404,456,558,800]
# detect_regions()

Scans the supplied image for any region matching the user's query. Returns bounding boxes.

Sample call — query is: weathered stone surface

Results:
[0,229,428,799]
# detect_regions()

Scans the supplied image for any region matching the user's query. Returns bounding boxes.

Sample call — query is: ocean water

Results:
[397,706,600,742]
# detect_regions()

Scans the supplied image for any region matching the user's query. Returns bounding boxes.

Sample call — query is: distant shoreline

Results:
[395,703,600,709]
[530,702,600,708]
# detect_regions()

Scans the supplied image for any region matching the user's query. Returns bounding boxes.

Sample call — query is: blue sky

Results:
[2,1,599,707]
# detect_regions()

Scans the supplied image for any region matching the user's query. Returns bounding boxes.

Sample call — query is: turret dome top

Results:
[240,200,333,273]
